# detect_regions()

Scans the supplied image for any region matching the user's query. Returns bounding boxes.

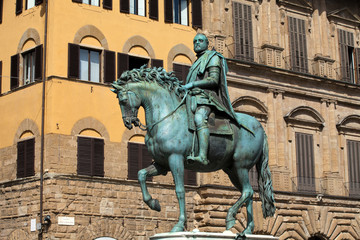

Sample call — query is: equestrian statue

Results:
[112,33,276,237]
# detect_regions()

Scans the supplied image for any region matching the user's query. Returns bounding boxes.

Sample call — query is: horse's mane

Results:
[113,65,183,95]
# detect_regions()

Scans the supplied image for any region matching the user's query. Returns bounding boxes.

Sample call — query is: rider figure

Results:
[181,33,242,165]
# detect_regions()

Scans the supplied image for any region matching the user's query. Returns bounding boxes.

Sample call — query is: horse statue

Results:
[112,66,275,236]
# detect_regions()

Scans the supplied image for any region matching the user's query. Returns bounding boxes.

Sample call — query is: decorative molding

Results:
[232,96,268,122]
[73,25,109,50]
[14,119,40,144]
[71,117,110,140]
[276,0,313,13]
[336,115,360,135]
[284,106,325,130]
[327,8,360,26]
[17,28,41,53]
[167,44,196,71]
[122,35,155,59]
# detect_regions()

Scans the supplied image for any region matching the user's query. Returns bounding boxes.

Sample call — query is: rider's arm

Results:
[185,66,220,89]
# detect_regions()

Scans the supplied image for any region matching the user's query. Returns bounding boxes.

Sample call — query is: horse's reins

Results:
[138,91,189,132]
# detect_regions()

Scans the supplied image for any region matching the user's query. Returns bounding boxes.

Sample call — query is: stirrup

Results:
[187,155,209,165]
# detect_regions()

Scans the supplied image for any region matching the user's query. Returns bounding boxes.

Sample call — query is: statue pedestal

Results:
[150,230,279,240]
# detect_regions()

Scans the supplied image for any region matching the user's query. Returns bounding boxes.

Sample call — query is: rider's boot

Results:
[187,126,209,165]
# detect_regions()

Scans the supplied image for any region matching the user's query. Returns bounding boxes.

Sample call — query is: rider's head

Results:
[193,33,209,54]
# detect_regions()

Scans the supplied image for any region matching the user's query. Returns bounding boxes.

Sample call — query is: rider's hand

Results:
[180,83,193,91]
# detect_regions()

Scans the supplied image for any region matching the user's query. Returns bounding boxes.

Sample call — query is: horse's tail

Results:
[256,133,276,218]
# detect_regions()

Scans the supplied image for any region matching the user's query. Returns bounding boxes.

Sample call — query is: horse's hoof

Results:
[170,223,185,232]
[146,199,161,212]
[226,219,236,230]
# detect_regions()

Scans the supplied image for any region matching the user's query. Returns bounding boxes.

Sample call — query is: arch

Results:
[71,117,110,140]
[73,25,109,50]
[77,218,134,240]
[122,35,155,58]
[284,106,325,130]
[232,96,268,122]
[8,229,30,240]
[167,43,196,71]
[336,115,360,134]
[14,119,40,144]
[17,28,41,53]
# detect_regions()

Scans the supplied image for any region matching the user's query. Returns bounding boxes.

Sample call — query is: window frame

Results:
[79,46,102,83]
[82,0,100,6]
[173,0,188,25]
[130,0,146,16]
[77,136,105,177]
[346,139,360,197]
[22,48,36,85]
[26,0,35,10]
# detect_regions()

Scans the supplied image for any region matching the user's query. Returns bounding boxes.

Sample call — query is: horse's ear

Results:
[112,83,124,91]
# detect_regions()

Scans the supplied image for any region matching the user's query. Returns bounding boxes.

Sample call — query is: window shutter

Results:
[11,54,19,89]
[347,140,360,196]
[17,141,26,178]
[128,142,141,180]
[164,0,173,23]
[151,59,163,68]
[141,144,153,181]
[288,17,308,73]
[35,45,43,80]
[120,0,129,13]
[233,2,253,62]
[16,0,22,15]
[72,0,82,3]
[103,0,112,9]
[0,0,3,24]
[35,0,43,5]
[149,0,158,20]
[68,43,80,79]
[104,50,116,83]
[184,169,197,186]
[295,132,315,193]
[338,29,355,83]
[356,48,360,84]
[117,53,129,79]
[93,138,104,177]
[192,0,202,28]
[0,61,2,94]
[173,63,190,84]
[77,137,92,176]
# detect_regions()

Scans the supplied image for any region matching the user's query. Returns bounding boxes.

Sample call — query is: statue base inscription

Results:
[150,230,279,240]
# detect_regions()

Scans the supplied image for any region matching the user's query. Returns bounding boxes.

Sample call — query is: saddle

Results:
[186,96,233,136]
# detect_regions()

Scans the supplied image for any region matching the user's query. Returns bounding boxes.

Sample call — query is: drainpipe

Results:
[39,0,48,239]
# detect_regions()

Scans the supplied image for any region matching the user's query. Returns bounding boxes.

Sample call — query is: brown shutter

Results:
[149,0,158,20]
[356,48,360,84]
[120,0,129,13]
[192,0,202,28]
[77,137,92,176]
[164,0,173,23]
[35,45,43,80]
[0,61,2,94]
[103,0,112,9]
[128,142,141,180]
[117,53,129,79]
[338,29,355,83]
[11,54,19,89]
[104,50,116,83]
[93,138,104,177]
[68,43,80,79]
[249,166,258,190]
[0,0,3,24]
[72,0,82,3]
[288,17,308,73]
[347,140,360,196]
[295,132,315,193]
[35,0,43,5]
[151,59,163,68]
[173,63,190,84]
[233,2,253,62]
[17,139,35,178]
[184,169,197,186]
[16,0,22,15]
[141,144,153,181]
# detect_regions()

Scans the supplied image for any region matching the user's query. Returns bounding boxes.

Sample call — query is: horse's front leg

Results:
[168,153,186,232]
[138,162,168,212]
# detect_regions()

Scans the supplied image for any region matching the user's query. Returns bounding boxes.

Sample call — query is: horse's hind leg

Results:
[138,162,168,212]
[223,167,254,235]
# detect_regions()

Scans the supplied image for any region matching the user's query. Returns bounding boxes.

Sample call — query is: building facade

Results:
[0,0,360,240]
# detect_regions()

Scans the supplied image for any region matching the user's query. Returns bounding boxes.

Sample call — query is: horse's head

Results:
[112,83,141,130]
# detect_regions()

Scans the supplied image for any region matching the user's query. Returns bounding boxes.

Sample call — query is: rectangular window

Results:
[295,132,315,193]
[347,140,360,197]
[23,50,36,85]
[233,2,254,62]
[173,0,188,25]
[17,138,35,178]
[338,29,360,84]
[83,0,99,6]
[288,16,308,73]
[80,48,100,82]
[130,0,145,16]
[77,137,104,177]
[26,0,35,9]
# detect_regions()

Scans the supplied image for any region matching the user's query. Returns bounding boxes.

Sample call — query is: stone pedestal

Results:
[150,230,279,240]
